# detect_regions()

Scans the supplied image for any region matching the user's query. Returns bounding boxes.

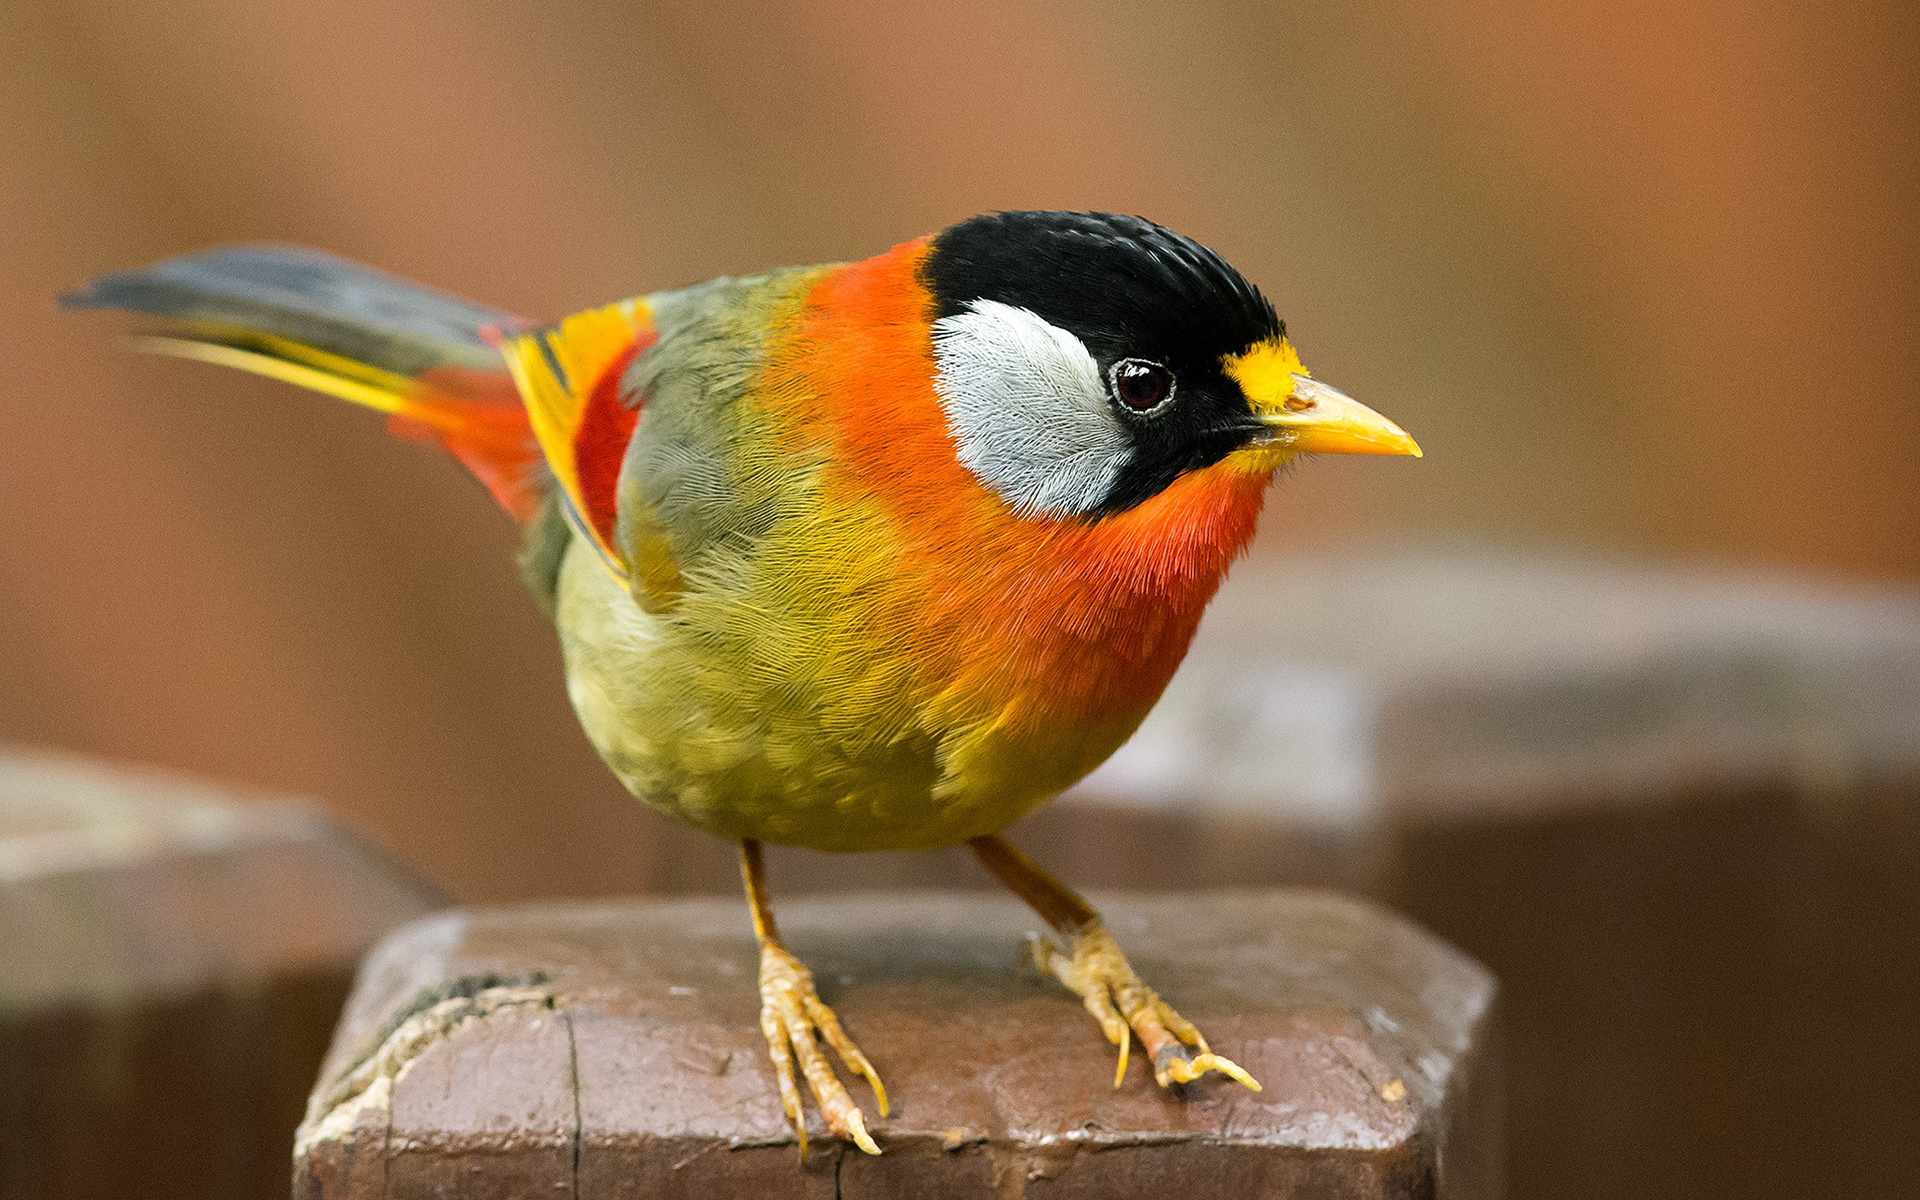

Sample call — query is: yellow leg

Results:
[969,834,1261,1092]
[741,840,888,1158]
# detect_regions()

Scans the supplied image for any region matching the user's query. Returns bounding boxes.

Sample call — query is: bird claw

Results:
[757,943,887,1158]
[1029,923,1261,1093]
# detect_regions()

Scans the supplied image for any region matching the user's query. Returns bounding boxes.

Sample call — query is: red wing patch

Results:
[572,336,649,550]
[499,299,655,580]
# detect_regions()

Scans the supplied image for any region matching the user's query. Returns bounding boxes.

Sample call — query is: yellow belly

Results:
[552,539,1142,852]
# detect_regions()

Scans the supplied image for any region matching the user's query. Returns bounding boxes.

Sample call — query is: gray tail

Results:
[62,244,526,378]
[65,245,546,520]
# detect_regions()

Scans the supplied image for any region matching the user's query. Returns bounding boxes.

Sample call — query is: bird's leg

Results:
[740,840,887,1157]
[968,834,1261,1092]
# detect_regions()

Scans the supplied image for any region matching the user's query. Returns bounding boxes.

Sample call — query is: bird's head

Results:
[919,211,1419,519]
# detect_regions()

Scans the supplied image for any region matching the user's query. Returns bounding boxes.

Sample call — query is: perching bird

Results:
[66,211,1419,1156]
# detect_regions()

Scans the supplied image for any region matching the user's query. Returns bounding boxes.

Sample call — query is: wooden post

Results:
[296,892,1500,1198]
[0,749,446,1200]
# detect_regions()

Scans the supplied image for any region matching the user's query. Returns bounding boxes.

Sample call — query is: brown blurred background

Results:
[3,0,1916,904]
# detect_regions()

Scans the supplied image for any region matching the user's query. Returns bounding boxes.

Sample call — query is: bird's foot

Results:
[757,942,888,1158]
[1030,921,1262,1091]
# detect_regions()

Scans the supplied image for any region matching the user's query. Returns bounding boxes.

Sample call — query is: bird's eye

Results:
[1109,359,1175,413]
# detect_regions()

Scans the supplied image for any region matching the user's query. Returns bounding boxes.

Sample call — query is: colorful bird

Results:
[66,211,1419,1156]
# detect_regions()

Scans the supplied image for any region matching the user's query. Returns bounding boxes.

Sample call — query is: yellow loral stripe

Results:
[497,298,651,581]
[1222,335,1307,406]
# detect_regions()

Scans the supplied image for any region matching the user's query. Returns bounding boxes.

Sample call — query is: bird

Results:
[65,211,1419,1157]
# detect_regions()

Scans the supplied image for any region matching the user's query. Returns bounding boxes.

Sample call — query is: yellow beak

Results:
[1252,375,1422,457]
[1224,339,1421,458]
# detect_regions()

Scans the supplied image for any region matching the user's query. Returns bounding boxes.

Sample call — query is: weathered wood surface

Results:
[0,749,447,1200]
[297,891,1500,1198]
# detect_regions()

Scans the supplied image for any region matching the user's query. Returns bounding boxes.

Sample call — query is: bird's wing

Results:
[584,268,841,613]
[504,267,836,609]
[496,299,656,582]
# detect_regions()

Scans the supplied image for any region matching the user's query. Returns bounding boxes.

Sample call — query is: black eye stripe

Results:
[1110,358,1174,413]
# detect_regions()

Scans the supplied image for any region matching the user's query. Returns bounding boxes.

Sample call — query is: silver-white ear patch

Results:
[929,299,1132,517]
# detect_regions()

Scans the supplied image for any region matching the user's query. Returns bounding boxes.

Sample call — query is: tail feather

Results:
[63,245,515,375]
[64,246,547,521]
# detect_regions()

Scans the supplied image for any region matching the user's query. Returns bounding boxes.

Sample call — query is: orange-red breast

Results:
[67,211,1419,1156]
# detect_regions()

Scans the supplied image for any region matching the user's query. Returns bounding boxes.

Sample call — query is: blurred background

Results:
[2,1,1916,1197]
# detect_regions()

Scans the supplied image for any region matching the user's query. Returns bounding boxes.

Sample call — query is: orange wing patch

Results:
[498,299,656,580]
